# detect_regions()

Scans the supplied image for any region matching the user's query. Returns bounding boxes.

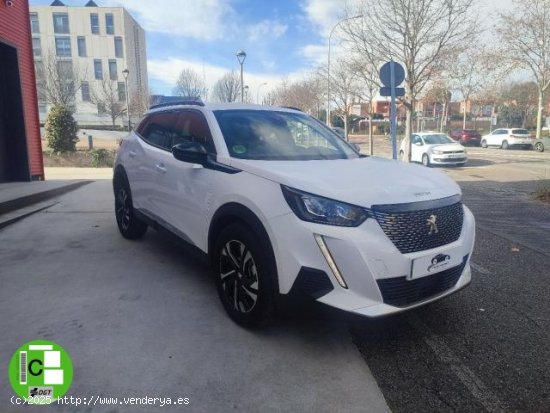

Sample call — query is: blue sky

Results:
[30,0,351,100]
[30,0,511,101]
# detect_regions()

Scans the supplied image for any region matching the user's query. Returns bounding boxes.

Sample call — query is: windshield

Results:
[511,129,529,135]
[423,134,454,145]
[213,110,359,160]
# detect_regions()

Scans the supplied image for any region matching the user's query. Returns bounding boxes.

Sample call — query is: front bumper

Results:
[430,155,467,165]
[268,204,476,317]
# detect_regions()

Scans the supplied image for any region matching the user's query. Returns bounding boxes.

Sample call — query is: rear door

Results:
[156,109,218,247]
[132,111,180,215]
[487,129,504,146]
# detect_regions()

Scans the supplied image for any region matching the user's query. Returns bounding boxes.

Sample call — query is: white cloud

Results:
[104,0,236,40]
[302,0,347,37]
[247,20,288,42]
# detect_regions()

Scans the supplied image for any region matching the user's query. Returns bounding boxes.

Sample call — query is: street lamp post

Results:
[122,68,130,131]
[257,82,267,104]
[236,50,247,103]
[326,14,362,126]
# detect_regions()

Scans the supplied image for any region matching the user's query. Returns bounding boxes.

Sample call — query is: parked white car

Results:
[114,103,475,328]
[400,132,467,167]
[480,128,534,150]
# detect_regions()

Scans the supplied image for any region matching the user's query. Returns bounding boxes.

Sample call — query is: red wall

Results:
[0,0,44,180]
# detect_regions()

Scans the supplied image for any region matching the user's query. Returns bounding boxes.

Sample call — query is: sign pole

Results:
[390,61,397,160]
[379,60,404,161]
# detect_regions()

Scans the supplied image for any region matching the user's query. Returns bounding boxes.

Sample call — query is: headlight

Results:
[432,149,443,154]
[281,185,370,227]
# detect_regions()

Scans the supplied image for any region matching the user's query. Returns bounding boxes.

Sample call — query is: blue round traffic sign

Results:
[379,61,405,87]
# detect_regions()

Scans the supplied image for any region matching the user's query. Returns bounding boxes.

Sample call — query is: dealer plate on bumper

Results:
[409,246,464,280]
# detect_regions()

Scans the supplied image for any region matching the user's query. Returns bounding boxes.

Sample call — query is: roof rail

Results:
[280,106,303,112]
[149,100,205,110]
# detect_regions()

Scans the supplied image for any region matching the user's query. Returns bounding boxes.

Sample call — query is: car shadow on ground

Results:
[435,158,494,168]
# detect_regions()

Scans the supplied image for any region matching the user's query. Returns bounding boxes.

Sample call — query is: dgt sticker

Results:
[8,340,73,404]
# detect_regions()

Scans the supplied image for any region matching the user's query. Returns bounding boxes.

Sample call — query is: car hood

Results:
[426,143,465,152]
[229,156,461,207]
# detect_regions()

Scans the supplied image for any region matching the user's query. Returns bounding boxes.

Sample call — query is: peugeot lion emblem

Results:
[427,214,438,235]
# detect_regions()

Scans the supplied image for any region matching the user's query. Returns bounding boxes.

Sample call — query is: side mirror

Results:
[415,141,423,146]
[172,141,208,166]
[351,143,361,152]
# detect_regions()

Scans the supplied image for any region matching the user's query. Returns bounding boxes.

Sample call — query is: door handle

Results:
[129,150,137,158]
[155,163,167,173]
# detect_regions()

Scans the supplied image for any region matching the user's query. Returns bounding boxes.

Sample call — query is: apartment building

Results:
[29,0,147,125]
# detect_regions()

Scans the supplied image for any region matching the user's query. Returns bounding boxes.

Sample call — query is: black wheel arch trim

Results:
[208,202,279,292]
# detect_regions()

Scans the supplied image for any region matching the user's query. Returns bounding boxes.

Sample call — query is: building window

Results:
[114,37,123,58]
[30,13,40,34]
[39,104,47,113]
[118,82,126,102]
[55,37,71,57]
[94,59,103,79]
[81,82,91,102]
[97,102,106,115]
[53,13,69,34]
[108,60,117,80]
[105,13,114,34]
[32,38,42,58]
[90,13,99,34]
[77,37,86,57]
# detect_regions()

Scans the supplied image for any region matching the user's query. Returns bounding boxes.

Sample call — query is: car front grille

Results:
[376,255,468,307]
[435,157,467,163]
[371,195,464,254]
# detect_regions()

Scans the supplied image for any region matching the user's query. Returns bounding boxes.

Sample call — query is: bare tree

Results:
[173,68,205,99]
[348,56,381,154]
[322,60,361,139]
[269,76,324,116]
[129,87,152,118]
[498,0,550,138]
[262,90,277,106]
[497,81,540,128]
[212,71,241,102]
[422,82,452,132]
[343,0,477,161]
[448,47,491,129]
[35,51,85,109]
[91,78,126,126]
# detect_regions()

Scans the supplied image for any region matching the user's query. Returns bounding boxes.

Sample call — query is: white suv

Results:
[113,102,475,328]
[481,128,534,150]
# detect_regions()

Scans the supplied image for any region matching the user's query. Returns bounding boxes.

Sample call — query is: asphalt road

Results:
[0,181,388,413]
[348,144,550,412]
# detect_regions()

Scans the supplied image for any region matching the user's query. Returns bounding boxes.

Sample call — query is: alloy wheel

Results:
[115,188,131,231]
[219,240,259,313]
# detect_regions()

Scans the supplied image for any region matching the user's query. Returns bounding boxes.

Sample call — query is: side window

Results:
[175,110,216,153]
[139,111,180,150]
[413,135,422,145]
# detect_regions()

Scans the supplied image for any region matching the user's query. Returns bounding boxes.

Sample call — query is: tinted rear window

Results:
[512,129,529,135]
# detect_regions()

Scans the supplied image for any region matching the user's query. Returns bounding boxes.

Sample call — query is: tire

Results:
[422,153,430,167]
[457,162,466,167]
[114,173,148,239]
[535,142,544,152]
[213,223,276,328]
[502,140,509,149]
[481,140,487,148]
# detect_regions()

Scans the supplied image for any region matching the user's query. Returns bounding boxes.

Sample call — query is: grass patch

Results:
[43,149,116,168]
[533,180,550,203]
